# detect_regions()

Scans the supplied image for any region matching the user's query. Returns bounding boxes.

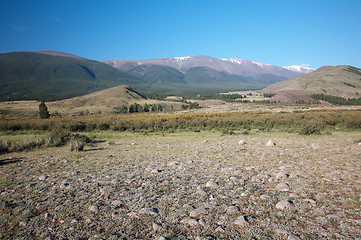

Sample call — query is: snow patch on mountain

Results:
[220,58,245,64]
[283,65,314,73]
[173,56,191,61]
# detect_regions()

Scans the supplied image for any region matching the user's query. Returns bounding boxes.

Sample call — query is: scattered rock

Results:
[151,169,161,174]
[88,205,99,212]
[215,226,225,233]
[190,207,207,219]
[152,222,163,231]
[139,208,159,216]
[38,175,48,181]
[274,228,289,237]
[234,215,249,227]
[275,200,292,210]
[276,182,290,192]
[266,140,276,147]
[181,218,199,227]
[311,143,320,149]
[226,206,240,215]
[111,200,124,207]
[205,180,218,189]
[288,235,301,240]
[260,194,271,200]
[239,140,246,145]
[304,199,316,204]
[275,172,288,180]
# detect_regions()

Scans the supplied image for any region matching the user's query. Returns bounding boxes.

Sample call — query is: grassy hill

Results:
[262,65,361,103]
[0,51,140,101]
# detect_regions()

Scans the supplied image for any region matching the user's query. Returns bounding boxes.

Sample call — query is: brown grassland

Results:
[0,103,361,239]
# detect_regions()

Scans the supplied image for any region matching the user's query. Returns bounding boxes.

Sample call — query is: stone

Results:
[139,208,158,216]
[226,206,240,215]
[111,200,124,207]
[152,222,163,231]
[181,218,198,227]
[311,143,320,149]
[239,140,246,145]
[88,205,99,212]
[151,169,160,174]
[234,215,249,227]
[215,226,225,233]
[266,140,276,147]
[260,194,271,200]
[205,180,218,189]
[190,207,207,219]
[276,182,290,192]
[275,200,292,210]
[38,175,48,181]
[288,235,301,240]
[275,172,288,180]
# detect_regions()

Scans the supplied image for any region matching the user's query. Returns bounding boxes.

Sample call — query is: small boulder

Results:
[275,200,292,210]
[276,182,290,192]
[190,207,207,219]
[239,140,246,145]
[234,215,249,227]
[226,206,240,215]
[205,180,218,189]
[139,208,159,216]
[266,140,276,147]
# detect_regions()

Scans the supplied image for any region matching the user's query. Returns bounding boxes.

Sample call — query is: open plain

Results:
[1,130,360,239]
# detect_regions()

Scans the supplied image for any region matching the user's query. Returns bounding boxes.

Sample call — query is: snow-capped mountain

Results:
[102,55,307,79]
[283,65,314,74]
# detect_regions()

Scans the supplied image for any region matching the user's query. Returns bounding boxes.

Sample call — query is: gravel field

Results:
[1,131,361,239]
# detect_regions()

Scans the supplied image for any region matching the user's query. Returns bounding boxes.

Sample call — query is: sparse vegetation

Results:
[310,93,361,105]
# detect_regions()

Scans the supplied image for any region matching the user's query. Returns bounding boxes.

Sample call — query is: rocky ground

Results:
[1,131,361,239]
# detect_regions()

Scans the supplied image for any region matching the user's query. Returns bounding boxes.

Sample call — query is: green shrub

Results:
[69,138,85,152]
[299,124,322,135]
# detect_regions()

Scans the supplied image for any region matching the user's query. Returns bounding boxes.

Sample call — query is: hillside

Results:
[0,51,140,101]
[262,65,361,102]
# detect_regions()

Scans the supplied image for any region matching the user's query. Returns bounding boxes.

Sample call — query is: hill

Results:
[262,65,361,103]
[0,51,140,101]
[102,55,312,95]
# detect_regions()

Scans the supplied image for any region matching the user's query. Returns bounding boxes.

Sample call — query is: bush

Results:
[69,138,85,152]
[0,140,10,154]
[299,124,322,135]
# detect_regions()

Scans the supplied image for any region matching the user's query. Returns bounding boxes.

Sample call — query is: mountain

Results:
[102,55,310,95]
[262,65,361,103]
[0,51,139,101]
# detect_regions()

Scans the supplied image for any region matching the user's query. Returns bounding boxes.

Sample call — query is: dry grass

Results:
[0,131,360,239]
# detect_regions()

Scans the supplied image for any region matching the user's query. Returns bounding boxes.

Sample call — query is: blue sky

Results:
[1,0,360,69]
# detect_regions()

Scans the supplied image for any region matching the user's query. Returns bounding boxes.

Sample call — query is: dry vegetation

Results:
[0,105,360,239]
[0,130,360,239]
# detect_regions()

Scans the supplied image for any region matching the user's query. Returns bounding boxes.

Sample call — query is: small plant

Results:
[299,124,321,135]
[69,138,85,152]
[0,140,10,154]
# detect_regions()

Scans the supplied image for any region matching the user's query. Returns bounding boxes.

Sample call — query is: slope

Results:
[0,51,140,101]
[262,65,361,102]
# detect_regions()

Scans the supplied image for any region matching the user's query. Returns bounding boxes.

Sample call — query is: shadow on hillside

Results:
[0,157,24,166]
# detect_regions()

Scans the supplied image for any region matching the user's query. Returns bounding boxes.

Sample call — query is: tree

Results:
[38,101,50,119]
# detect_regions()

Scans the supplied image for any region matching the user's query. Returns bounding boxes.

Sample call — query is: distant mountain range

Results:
[102,55,313,95]
[263,65,361,103]
[0,50,314,101]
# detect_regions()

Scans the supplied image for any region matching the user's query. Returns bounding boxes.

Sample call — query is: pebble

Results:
[266,140,276,147]
[205,180,218,189]
[152,222,163,231]
[181,218,199,227]
[275,172,288,180]
[234,215,249,227]
[88,205,99,212]
[276,182,290,192]
[275,200,292,210]
[111,200,124,207]
[38,175,48,181]
[239,140,246,145]
[288,235,301,240]
[139,208,159,216]
[226,205,240,215]
[215,226,225,233]
[190,207,207,219]
[311,143,320,149]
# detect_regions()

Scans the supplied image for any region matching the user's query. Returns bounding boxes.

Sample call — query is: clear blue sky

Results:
[1,0,360,69]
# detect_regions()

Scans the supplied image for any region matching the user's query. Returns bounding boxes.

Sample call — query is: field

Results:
[0,102,361,239]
